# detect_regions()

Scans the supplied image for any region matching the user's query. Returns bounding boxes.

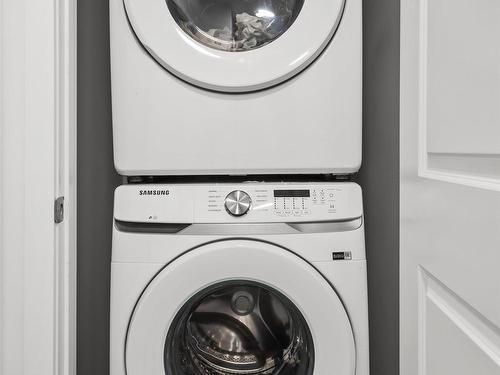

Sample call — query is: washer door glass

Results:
[166,0,305,52]
[165,281,314,374]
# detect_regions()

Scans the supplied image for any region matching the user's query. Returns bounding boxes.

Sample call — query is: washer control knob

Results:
[225,190,252,217]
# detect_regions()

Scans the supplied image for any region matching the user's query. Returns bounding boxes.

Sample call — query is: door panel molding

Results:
[418,268,500,374]
[417,0,500,191]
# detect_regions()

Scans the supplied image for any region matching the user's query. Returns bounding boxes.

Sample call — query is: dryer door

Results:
[126,240,355,375]
[123,0,345,92]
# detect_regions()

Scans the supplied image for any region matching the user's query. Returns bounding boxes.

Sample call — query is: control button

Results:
[224,190,252,217]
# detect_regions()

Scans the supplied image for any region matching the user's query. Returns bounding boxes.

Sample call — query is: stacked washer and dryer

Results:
[109,0,368,374]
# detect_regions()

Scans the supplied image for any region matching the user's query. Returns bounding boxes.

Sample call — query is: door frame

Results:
[0,0,77,374]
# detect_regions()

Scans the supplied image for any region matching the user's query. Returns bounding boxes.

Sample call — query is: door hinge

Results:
[54,196,64,224]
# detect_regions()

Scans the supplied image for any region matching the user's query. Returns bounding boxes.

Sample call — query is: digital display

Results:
[273,190,311,198]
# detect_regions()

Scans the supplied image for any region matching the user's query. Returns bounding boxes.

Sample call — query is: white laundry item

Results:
[200,12,276,51]
[207,26,232,41]
[235,12,274,49]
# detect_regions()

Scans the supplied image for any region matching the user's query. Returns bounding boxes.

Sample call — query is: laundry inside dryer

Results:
[167,0,305,51]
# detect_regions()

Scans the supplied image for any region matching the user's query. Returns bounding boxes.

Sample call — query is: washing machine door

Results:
[126,240,355,375]
[123,0,345,92]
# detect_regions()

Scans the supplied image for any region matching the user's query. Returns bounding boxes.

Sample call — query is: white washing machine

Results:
[110,0,362,176]
[110,182,369,375]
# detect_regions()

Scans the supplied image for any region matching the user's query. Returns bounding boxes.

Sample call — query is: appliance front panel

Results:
[110,0,362,176]
[125,240,356,375]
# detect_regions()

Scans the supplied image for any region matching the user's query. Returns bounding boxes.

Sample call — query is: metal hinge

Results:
[54,196,64,224]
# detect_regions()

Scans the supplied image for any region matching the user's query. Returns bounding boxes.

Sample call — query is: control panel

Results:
[209,186,342,219]
[114,182,363,224]
[202,183,360,222]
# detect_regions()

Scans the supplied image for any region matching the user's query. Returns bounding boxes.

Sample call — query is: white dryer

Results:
[110,182,369,375]
[110,0,362,176]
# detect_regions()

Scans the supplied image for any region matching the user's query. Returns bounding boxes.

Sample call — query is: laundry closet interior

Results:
[77,1,399,374]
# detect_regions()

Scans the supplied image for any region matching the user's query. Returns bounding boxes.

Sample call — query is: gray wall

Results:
[76,1,400,374]
[356,1,400,374]
[77,0,122,374]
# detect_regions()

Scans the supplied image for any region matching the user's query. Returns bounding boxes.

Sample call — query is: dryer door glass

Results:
[164,281,314,374]
[166,0,305,52]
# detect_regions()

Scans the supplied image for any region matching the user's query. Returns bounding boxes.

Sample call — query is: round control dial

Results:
[224,190,252,217]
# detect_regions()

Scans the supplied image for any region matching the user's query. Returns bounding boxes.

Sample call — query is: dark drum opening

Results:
[166,0,305,52]
[164,281,314,374]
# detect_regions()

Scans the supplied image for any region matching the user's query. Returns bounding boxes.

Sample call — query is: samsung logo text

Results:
[139,190,170,196]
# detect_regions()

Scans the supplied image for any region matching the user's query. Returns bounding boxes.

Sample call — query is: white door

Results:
[400,1,500,374]
[123,0,345,91]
